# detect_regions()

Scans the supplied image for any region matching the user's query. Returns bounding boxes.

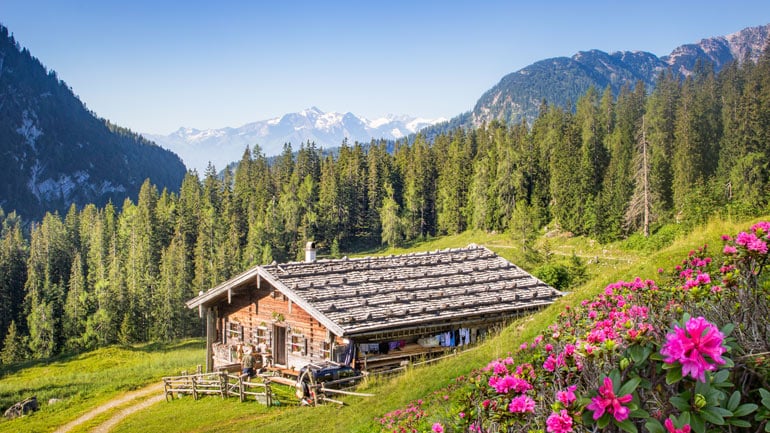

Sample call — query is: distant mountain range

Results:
[467,23,770,127]
[149,24,770,173]
[0,24,186,221]
[3,19,769,221]
[145,107,445,174]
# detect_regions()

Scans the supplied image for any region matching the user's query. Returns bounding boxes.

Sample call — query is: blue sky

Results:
[4,1,770,134]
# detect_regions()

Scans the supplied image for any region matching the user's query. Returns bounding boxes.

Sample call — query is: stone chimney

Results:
[305,241,316,262]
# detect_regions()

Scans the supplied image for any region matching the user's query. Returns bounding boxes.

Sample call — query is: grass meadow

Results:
[0,216,759,432]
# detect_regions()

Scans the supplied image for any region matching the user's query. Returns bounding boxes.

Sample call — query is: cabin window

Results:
[253,326,270,351]
[321,341,332,359]
[227,321,243,342]
[290,333,307,356]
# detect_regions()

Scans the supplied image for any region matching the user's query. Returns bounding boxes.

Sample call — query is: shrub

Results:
[377,222,770,432]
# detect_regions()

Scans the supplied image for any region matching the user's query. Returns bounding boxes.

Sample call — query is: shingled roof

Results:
[187,244,561,337]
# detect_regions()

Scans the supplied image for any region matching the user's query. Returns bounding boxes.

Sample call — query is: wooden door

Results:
[273,325,287,366]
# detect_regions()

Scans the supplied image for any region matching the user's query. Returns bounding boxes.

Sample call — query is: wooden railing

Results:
[162,372,272,405]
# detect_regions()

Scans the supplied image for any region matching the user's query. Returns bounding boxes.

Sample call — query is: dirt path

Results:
[53,383,164,433]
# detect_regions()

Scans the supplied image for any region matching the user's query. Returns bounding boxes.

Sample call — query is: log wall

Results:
[215,280,332,371]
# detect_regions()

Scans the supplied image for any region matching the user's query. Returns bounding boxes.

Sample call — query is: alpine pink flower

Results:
[660,316,726,382]
[546,409,574,433]
[432,422,444,432]
[489,374,531,394]
[556,385,577,406]
[664,418,691,433]
[508,395,536,413]
[586,376,633,421]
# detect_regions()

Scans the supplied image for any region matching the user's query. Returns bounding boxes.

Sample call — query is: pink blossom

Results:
[432,422,444,433]
[751,221,770,236]
[586,376,633,421]
[489,374,532,394]
[556,385,577,406]
[660,316,726,382]
[748,238,768,254]
[723,245,737,254]
[546,409,574,433]
[508,395,536,413]
[736,231,757,247]
[664,418,691,433]
[696,273,711,285]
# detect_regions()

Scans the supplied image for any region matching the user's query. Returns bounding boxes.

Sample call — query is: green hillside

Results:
[0,216,763,433]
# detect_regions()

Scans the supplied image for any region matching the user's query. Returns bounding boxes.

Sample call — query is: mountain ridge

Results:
[465,23,770,127]
[145,107,444,173]
[0,23,187,221]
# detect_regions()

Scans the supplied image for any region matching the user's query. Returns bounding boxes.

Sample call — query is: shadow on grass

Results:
[122,339,205,354]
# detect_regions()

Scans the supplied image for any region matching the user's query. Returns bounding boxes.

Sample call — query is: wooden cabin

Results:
[186,243,561,374]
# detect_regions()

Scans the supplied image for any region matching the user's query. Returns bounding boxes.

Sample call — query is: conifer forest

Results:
[2,52,770,362]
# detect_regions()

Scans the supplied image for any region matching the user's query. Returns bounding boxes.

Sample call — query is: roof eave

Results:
[185,266,260,309]
[256,268,347,337]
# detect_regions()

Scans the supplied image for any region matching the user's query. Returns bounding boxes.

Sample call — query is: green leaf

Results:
[615,418,638,433]
[666,367,683,385]
[722,356,735,368]
[618,376,641,396]
[597,414,610,428]
[690,413,706,433]
[720,322,734,337]
[710,406,733,418]
[671,395,691,412]
[765,421,770,432]
[610,370,621,391]
[700,407,725,425]
[728,419,752,427]
[760,388,770,408]
[727,390,740,411]
[644,419,665,433]
[680,411,691,426]
[628,344,652,364]
[581,410,595,426]
[733,403,758,417]
[630,408,650,419]
[712,369,729,384]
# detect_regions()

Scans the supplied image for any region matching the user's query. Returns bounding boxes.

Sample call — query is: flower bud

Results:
[694,393,707,409]
[620,358,630,371]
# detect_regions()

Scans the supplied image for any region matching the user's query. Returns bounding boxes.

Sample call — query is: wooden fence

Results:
[162,372,272,405]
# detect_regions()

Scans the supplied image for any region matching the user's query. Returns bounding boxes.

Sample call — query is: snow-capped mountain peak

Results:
[144,108,444,173]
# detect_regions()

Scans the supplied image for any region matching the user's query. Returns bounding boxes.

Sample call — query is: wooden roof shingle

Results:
[187,244,561,337]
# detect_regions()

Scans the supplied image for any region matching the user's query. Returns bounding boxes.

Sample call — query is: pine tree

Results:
[0,211,27,345]
[645,71,679,218]
[62,252,88,349]
[625,115,656,236]
[436,130,473,235]
[1,321,27,364]
[380,182,403,247]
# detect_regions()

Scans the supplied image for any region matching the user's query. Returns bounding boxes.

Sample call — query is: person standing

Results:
[241,345,257,377]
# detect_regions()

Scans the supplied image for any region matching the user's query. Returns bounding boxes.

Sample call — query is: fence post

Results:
[192,375,198,400]
[239,374,245,402]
